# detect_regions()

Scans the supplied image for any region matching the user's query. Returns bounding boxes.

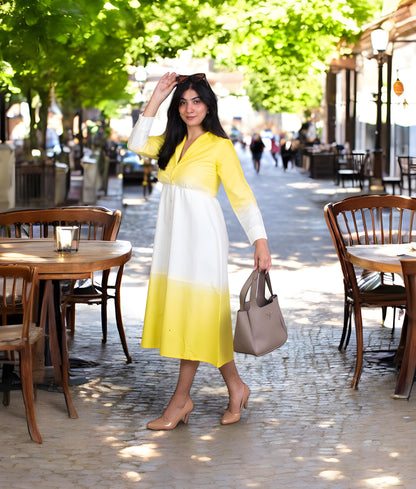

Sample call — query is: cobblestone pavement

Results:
[2,147,416,489]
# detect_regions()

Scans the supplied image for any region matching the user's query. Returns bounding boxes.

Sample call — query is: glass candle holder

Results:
[55,226,80,253]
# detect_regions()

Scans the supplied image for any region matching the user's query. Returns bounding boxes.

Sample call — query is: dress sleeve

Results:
[127,116,164,159]
[217,139,267,245]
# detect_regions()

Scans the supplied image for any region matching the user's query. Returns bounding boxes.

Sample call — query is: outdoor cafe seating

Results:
[0,207,133,442]
[0,206,131,363]
[324,194,415,389]
[335,152,371,189]
[397,156,416,196]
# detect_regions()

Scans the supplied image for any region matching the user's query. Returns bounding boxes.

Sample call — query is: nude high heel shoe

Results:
[221,384,250,425]
[147,398,194,431]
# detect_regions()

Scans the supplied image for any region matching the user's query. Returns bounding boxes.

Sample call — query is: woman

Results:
[280,137,293,171]
[249,133,265,173]
[128,72,271,430]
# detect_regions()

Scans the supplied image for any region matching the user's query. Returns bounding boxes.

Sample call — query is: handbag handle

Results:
[240,270,273,309]
[257,270,274,301]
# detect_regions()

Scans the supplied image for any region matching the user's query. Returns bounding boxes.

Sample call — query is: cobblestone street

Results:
[1,146,416,489]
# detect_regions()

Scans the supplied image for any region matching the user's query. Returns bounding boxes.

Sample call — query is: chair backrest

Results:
[327,194,416,247]
[343,153,366,172]
[324,202,358,294]
[0,265,37,333]
[398,156,416,174]
[0,206,121,242]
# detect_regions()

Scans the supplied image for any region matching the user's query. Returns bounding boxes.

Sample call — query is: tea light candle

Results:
[58,228,73,251]
[55,226,79,252]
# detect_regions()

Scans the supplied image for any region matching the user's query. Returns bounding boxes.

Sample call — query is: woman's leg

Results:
[147,359,199,430]
[219,359,247,413]
[162,359,199,417]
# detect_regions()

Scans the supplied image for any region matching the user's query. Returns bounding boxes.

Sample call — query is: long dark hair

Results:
[157,76,229,170]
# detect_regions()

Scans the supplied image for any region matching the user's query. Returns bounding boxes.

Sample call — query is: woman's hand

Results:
[254,238,272,273]
[143,72,178,117]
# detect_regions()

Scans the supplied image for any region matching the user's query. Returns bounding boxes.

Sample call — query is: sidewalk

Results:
[1,147,415,489]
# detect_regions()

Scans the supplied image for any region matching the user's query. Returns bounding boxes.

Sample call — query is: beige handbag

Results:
[233,269,287,356]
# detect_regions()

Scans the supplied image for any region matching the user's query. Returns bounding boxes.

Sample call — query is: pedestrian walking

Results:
[249,133,265,173]
[270,134,280,166]
[280,137,294,171]
[128,72,271,430]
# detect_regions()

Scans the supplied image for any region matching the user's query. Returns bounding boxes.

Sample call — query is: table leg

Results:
[393,312,416,399]
[114,265,132,364]
[41,280,78,418]
[40,281,61,385]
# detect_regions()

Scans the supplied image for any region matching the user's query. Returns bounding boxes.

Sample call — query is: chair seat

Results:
[382,176,402,195]
[382,176,401,183]
[73,283,98,295]
[359,284,406,302]
[0,323,43,347]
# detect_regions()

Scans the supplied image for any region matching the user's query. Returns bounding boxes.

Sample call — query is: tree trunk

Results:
[27,88,37,152]
[38,88,51,158]
[0,90,6,143]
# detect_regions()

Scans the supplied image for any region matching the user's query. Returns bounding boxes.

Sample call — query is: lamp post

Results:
[370,28,389,189]
[135,66,148,95]
[132,66,148,125]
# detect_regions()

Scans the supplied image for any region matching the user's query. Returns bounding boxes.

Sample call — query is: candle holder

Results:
[54,226,80,253]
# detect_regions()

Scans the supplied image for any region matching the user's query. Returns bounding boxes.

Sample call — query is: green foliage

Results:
[210,0,382,113]
[0,0,384,140]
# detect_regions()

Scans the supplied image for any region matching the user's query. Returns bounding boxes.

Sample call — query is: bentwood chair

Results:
[0,207,131,363]
[398,156,416,196]
[0,265,43,443]
[337,153,368,189]
[324,194,413,388]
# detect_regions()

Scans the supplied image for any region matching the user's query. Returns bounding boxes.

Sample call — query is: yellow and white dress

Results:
[128,117,267,367]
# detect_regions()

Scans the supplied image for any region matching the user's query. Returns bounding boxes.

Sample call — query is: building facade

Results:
[326,0,416,177]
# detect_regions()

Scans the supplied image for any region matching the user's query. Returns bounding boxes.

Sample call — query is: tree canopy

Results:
[205,0,382,113]
[0,0,383,138]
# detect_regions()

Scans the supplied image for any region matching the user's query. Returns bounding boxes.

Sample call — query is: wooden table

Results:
[346,243,416,398]
[0,238,132,418]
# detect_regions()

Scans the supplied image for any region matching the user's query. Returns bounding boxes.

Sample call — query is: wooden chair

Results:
[324,194,412,388]
[0,265,43,443]
[0,207,131,363]
[337,153,368,189]
[397,156,416,196]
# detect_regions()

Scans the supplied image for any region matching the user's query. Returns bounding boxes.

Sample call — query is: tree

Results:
[0,0,229,150]
[0,0,383,148]
[208,0,383,114]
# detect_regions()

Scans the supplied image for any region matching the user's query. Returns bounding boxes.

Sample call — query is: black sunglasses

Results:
[176,73,206,84]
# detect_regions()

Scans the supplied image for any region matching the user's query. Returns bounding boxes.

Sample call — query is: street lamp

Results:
[133,66,148,125]
[135,65,148,93]
[371,28,389,189]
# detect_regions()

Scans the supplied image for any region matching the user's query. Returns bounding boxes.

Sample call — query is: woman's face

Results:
[178,88,208,129]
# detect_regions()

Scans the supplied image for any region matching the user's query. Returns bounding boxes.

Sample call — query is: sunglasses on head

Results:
[176,73,206,84]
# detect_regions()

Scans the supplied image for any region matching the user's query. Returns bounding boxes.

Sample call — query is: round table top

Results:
[0,238,132,278]
[346,243,416,274]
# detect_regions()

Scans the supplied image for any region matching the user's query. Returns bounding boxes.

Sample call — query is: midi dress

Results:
[128,116,267,367]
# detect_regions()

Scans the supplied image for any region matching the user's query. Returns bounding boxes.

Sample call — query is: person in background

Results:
[280,137,294,171]
[128,72,271,431]
[270,134,280,167]
[249,133,265,173]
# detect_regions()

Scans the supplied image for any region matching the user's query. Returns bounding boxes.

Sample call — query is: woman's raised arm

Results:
[143,72,178,117]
